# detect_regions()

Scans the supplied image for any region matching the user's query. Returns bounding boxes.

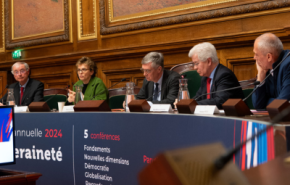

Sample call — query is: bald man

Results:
[252,33,290,109]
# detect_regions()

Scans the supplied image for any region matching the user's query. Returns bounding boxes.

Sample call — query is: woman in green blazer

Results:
[67,57,108,104]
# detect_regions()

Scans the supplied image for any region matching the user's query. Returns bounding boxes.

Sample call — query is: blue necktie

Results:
[153,83,159,101]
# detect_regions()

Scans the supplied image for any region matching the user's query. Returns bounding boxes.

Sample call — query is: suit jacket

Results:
[136,69,180,105]
[73,76,108,102]
[193,64,244,109]
[252,50,290,109]
[0,78,44,106]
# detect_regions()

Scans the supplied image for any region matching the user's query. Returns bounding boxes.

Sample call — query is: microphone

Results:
[214,104,290,170]
[45,85,71,103]
[90,78,126,100]
[243,51,290,102]
[195,81,260,101]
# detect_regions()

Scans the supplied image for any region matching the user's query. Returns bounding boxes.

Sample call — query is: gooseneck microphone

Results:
[90,78,126,100]
[194,81,260,101]
[243,51,290,102]
[214,104,290,170]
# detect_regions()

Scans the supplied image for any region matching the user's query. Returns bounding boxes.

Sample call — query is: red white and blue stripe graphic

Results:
[234,121,275,170]
[0,109,13,143]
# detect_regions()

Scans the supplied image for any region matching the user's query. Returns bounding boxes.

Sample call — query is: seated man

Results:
[190,42,244,109]
[135,52,180,106]
[0,62,44,106]
[252,33,290,109]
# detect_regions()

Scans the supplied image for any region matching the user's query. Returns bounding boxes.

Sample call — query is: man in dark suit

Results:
[136,52,180,106]
[252,33,290,109]
[0,62,44,106]
[189,42,244,109]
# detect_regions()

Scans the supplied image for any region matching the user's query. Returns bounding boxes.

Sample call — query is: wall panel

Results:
[77,0,97,40]
[0,71,7,98]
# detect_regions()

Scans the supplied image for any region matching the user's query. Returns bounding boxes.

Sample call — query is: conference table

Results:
[4,111,290,185]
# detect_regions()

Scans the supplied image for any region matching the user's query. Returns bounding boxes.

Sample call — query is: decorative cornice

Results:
[5,0,70,49]
[100,0,290,35]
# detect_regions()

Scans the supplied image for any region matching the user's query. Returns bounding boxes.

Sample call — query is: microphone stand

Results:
[195,81,260,101]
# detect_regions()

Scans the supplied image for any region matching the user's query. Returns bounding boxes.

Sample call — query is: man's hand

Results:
[256,62,268,82]
[67,89,76,103]
[0,103,3,106]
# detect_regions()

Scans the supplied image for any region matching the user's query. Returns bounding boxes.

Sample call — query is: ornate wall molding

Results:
[0,0,5,52]
[100,0,290,35]
[5,0,70,50]
[77,0,97,40]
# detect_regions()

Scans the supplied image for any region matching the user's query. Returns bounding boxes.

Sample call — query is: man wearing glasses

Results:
[136,52,180,106]
[0,62,44,106]
[190,42,244,109]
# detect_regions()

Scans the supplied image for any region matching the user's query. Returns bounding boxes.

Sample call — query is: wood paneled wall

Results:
[0,0,289,97]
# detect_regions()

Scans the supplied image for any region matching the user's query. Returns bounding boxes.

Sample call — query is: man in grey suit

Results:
[0,62,44,106]
[136,52,180,106]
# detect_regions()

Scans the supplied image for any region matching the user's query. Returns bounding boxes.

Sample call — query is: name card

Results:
[15,106,29,113]
[62,105,75,112]
[150,104,173,113]
[194,105,219,115]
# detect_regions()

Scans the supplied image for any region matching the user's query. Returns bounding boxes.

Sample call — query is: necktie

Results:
[20,87,24,105]
[206,78,211,99]
[153,83,159,101]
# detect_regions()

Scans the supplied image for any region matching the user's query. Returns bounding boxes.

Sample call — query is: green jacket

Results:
[73,77,108,103]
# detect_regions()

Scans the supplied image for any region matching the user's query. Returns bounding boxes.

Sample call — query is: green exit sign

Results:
[12,50,22,59]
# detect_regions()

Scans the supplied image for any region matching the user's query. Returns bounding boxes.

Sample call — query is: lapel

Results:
[201,77,208,95]
[148,81,154,101]
[14,83,20,105]
[210,64,221,93]
[20,79,32,105]
[84,77,96,100]
[161,70,169,100]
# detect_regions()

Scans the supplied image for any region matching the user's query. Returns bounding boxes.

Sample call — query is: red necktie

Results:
[206,78,211,99]
[20,87,24,105]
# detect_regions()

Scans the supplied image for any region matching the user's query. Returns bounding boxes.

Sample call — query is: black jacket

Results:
[1,78,44,106]
[136,69,180,105]
[193,64,244,109]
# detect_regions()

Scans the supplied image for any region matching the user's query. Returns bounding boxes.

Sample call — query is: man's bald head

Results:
[255,33,283,59]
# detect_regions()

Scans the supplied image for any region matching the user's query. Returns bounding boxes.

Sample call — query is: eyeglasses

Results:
[192,62,200,66]
[77,68,89,73]
[12,69,27,75]
[140,68,152,74]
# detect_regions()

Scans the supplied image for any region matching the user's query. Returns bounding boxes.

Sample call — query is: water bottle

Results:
[6,88,15,106]
[125,82,135,112]
[74,85,83,104]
